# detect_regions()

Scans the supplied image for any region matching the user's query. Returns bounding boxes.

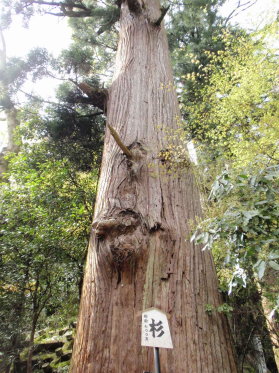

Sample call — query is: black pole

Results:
[154,347,161,373]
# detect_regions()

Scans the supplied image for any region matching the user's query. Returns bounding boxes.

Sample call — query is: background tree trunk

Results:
[71,1,238,372]
[0,29,19,175]
[26,319,37,373]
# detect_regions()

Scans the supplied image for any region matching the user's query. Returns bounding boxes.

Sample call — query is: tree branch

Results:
[97,9,120,35]
[26,0,93,17]
[153,5,170,26]
[18,89,70,107]
[108,124,133,159]
[75,82,108,111]
[27,0,88,10]
[224,0,258,26]
[77,111,104,118]
[45,10,92,17]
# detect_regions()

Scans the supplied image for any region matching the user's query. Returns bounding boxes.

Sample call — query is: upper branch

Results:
[224,0,258,25]
[45,10,92,16]
[27,0,88,9]
[72,82,108,111]
[25,0,93,17]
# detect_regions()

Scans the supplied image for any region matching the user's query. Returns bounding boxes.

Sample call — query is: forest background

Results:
[0,0,279,372]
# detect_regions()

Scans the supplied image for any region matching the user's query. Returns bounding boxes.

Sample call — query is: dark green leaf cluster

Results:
[192,166,279,297]
[167,0,227,84]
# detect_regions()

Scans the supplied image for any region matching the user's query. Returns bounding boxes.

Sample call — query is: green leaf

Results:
[268,261,279,271]
[255,200,268,205]
[268,251,279,260]
[243,210,259,220]
[255,260,266,279]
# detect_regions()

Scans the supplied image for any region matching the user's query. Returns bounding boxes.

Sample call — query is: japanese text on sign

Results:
[141,308,173,349]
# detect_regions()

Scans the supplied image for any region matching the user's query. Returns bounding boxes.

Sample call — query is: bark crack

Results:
[126,142,146,178]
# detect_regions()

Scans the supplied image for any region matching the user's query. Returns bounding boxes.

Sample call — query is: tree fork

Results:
[71,0,238,371]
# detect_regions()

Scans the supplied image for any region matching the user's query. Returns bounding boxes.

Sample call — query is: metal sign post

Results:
[154,347,161,373]
[141,308,173,373]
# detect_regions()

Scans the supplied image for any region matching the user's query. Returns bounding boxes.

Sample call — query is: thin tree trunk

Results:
[26,319,37,373]
[262,268,279,370]
[0,29,19,175]
[71,1,238,372]
[250,334,269,373]
[5,107,19,153]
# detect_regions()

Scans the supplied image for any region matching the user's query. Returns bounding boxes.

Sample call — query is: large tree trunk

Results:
[71,1,238,372]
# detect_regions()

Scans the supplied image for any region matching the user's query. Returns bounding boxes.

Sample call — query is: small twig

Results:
[18,89,68,107]
[45,10,91,17]
[29,0,87,9]
[153,5,170,26]
[108,124,133,159]
[241,325,256,372]
[77,111,103,118]
[224,0,258,26]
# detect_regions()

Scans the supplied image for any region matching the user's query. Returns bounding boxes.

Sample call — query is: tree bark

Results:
[0,29,19,175]
[71,1,238,372]
[26,319,37,373]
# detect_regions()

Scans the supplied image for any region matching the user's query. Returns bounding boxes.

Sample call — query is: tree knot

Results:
[92,210,148,266]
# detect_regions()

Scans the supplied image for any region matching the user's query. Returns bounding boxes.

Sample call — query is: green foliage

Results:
[187,22,279,310]
[0,141,98,365]
[0,47,50,110]
[18,93,105,171]
[216,302,233,315]
[205,303,214,315]
[0,12,106,367]
[57,45,94,75]
[205,303,233,316]
[167,0,227,84]
[193,165,279,304]
[68,15,117,79]
[182,23,279,167]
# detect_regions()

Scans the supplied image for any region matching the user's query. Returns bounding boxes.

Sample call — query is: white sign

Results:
[141,308,173,349]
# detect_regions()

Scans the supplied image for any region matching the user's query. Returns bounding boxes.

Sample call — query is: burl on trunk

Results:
[71,0,238,372]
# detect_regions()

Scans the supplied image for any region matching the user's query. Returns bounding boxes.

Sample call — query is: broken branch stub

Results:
[108,124,134,159]
[153,6,170,26]
[77,82,108,111]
